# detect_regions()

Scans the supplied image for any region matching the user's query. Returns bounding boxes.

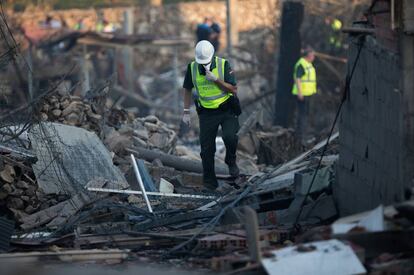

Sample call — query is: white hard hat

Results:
[195,40,215,64]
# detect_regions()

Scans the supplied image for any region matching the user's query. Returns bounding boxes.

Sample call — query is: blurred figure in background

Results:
[210,17,221,52]
[41,15,62,29]
[325,17,343,53]
[196,17,221,52]
[196,17,213,43]
[74,18,85,31]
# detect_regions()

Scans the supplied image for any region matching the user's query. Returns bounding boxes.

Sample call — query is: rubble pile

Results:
[0,157,68,220]
[105,115,177,156]
[38,93,104,134]
[239,125,303,166]
[37,92,178,158]
[0,121,413,274]
[0,128,336,253]
[256,127,302,165]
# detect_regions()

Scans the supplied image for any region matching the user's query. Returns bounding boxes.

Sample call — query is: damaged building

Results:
[336,0,414,215]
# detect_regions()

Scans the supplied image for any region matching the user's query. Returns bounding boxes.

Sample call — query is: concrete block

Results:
[374,82,385,110]
[371,123,386,150]
[382,148,400,181]
[340,105,351,127]
[358,114,373,140]
[375,174,388,201]
[352,133,369,160]
[349,111,361,134]
[339,126,354,149]
[338,145,355,172]
[367,88,376,120]
[376,151,389,172]
[384,130,399,154]
[369,143,382,167]
[386,102,401,132]
[354,88,370,119]
[29,123,127,195]
[336,167,359,191]
[379,57,399,83]
[294,166,331,196]
[335,186,360,216]
[383,84,395,109]
[356,114,368,136]
[341,108,355,133]
[356,159,375,184]
[369,174,382,205]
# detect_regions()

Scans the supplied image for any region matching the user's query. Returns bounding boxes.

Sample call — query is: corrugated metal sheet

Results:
[0,217,14,252]
[403,0,414,33]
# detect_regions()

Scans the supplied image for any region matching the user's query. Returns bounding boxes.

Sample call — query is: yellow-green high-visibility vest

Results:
[191,56,231,109]
[292,57,317,96]
[331,19,342,31]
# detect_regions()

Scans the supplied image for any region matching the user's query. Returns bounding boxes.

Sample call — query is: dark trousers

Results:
[199,110,239,187]
[296,97,310,140]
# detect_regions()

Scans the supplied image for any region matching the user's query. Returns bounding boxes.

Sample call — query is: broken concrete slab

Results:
[45,191,98,228]
[332,205,385,234]
[20,200,67,230]
[159,178,174,193]
[257,194,337,226]
[294,166,332,196]
[21,178,128,230]
[261,239,366,275]
[29,123,127,195]
[271,132,339,177]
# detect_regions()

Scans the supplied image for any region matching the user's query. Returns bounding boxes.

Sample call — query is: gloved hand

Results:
[182,112,191,126]
[205,70,218,82]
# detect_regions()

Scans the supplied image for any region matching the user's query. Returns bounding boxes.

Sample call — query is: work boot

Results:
[228,163,240,177]
[203,180,218,191]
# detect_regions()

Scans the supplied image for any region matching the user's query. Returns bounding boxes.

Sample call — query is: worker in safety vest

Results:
[292,47,317,142]
[325,17,343,52]
[182,40,240,190]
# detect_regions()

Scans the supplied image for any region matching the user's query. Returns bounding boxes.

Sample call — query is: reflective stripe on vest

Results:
[191,56,231,109]
[292,57,317,96]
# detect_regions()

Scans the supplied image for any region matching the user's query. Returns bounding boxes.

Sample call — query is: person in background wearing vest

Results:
[182,40,240,190]
[325,17,343,53]
[292,47,317,143]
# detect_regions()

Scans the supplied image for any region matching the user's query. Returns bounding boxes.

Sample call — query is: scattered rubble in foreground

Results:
[0,92,413,275]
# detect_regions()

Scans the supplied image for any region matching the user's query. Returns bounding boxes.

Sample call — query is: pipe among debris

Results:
[87,187,216,200]
[127,147,229,175]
